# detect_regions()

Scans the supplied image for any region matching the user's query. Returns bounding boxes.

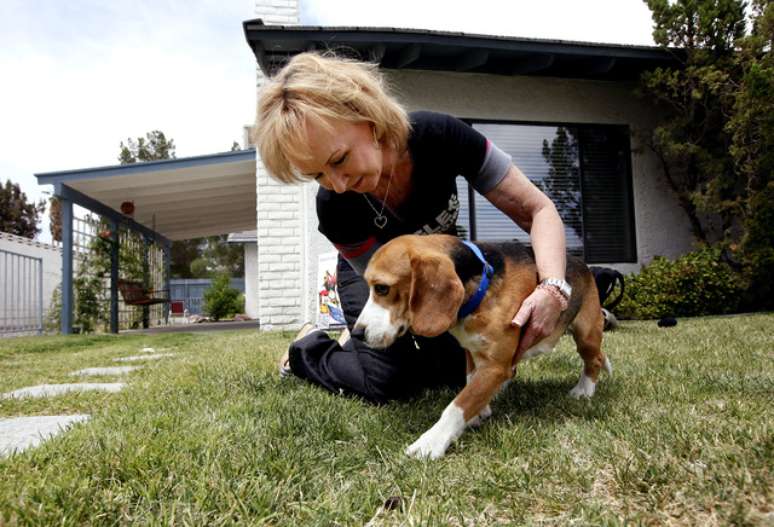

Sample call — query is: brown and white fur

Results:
[353,234,611,459]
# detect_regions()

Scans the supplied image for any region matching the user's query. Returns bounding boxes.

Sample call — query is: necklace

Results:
[362,164,394,230]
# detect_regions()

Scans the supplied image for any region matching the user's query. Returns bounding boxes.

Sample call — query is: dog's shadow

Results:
[391,374,618,438]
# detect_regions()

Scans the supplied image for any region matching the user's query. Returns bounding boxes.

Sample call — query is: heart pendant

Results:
[373,215,388,229]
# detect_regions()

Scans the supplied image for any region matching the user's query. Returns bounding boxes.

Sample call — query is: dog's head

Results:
[353,235,465,348]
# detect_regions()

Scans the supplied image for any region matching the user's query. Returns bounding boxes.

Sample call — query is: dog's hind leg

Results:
[568,286,609,399]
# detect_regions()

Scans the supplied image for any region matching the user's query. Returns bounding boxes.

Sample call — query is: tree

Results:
[119,130,176,164]
[538,127,582,241]
[202,235,245,277]
[49,196,62,242]
[640,0,774,308]
[0,180,45,238]
[170,238,204,277]
[203,272,244,320]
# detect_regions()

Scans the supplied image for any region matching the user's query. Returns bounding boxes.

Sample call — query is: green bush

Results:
[616,247,743,320]
[739,182,774,311]
[203,274,243,321]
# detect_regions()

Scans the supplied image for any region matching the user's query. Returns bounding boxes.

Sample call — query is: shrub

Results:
[203,274,243,321]
[616,247,743,320]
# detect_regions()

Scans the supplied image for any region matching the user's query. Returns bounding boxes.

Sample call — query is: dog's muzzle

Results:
[354,295,403,349]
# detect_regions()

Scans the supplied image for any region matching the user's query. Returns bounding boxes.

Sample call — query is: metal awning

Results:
[36,149,257,241]
[243,21,682,80]
[35,149,258,336]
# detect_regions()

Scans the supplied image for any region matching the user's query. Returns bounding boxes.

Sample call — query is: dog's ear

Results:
[409,253,464,337]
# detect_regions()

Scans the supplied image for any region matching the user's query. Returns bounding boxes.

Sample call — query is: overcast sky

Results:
[0,0,656,242]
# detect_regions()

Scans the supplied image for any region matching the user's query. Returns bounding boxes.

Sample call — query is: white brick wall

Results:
[254,0,299,24]
[252,0,334,329]
[253,0,302,330]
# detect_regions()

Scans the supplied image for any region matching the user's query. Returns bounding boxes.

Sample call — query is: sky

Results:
[0,0,657,242]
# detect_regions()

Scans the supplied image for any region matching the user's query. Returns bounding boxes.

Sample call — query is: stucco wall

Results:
[0,231,62,330]
[243,241,258,319]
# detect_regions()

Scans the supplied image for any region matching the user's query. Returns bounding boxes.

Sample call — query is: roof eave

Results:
[242,22,683,81]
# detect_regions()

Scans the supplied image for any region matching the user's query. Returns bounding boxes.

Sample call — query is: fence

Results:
[170,278,245,315]
[0,249,43,336]
[63,216,168,332]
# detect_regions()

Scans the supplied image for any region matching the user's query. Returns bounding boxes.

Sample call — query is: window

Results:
[456,122,636,263]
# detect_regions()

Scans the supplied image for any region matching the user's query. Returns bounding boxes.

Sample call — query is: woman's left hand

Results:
[511,288,563,354]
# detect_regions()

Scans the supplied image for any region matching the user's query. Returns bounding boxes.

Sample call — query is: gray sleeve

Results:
[470,142,512,194]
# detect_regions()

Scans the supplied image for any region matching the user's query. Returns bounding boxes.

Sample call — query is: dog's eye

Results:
[374,284,390,296]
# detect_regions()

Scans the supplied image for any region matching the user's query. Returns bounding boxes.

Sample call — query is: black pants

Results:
[288,255,466,404]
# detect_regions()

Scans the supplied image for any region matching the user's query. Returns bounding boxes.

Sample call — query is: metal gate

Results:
[1,249,43,336]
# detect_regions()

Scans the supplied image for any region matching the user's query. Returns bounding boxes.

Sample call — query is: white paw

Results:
[406,403,466,459]
[405,429,451,460]
[569,374,596,399]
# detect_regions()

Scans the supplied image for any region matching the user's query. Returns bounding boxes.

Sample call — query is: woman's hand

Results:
[511,287,563,354]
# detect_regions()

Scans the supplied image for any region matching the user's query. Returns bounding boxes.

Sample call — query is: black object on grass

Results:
[658,317,677,327]
[384,496,403,510]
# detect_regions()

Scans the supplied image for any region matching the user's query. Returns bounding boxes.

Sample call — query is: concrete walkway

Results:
[113,353,174,362]
[0,415,90,456]
[2,383,126,399]
[70,366,142,376]
[1,347,177,458]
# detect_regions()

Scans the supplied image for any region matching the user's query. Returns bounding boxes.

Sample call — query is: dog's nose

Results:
[351,326,366,340]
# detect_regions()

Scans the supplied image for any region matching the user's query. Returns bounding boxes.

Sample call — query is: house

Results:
[37,0,694,334]
[243,0,693,329]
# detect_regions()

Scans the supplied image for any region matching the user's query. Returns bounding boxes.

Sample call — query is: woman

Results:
[255,52,570,404]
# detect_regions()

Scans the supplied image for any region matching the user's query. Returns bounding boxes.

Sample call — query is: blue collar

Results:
[457,241,494,319]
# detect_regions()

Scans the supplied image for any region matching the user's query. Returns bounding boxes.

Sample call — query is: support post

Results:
[163,240,171,324]
[142,236,150,329]
[60,195,73,334]
[37,256,43,335]
[110,220,119,333]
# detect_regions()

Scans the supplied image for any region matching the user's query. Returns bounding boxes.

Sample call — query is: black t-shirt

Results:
[316,111,511,273]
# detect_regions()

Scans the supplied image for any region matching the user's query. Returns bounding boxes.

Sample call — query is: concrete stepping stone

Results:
[114,353,174,363]
[70,366,142,377]
[1,383,126,400]
[0,415,90,457]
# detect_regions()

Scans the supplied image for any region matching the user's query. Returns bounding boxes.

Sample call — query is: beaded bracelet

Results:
[536,283,569,311]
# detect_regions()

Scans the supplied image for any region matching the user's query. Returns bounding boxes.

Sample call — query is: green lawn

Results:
[1,314,772,525]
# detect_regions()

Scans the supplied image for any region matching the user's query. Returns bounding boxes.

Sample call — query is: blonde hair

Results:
[255,52,411,184]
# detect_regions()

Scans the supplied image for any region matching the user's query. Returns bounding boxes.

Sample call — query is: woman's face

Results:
[292,117,385,194]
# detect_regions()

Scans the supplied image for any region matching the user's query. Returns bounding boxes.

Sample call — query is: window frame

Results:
[460,117,638,263]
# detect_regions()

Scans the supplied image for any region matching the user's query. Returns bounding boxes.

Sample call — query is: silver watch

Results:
[540,278,572,300]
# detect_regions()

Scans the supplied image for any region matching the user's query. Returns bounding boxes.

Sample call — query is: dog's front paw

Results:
[405,430,451,460]
[569,374,596,398]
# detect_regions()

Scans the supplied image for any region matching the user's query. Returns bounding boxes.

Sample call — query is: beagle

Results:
[353,234,611,459]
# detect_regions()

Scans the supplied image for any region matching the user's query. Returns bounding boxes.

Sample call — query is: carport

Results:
[35,149,257,334]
